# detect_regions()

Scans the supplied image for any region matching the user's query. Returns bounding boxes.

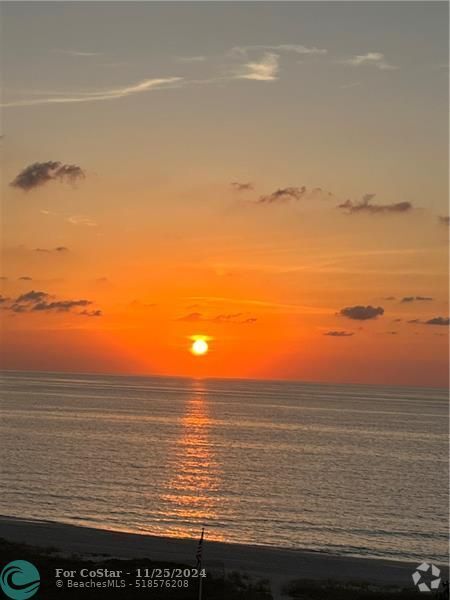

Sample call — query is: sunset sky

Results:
[1,2,448,387]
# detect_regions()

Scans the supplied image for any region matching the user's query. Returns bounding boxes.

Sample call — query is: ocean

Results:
[0,370,448,563]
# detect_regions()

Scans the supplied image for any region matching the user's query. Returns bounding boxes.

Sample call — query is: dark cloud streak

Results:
[338,194,412,215]
[401,296,433,303]
[424,317,449,326]
[3,289,100,317]
[340,305,384,320]
[324,330,354,337]
[10,161,85,191]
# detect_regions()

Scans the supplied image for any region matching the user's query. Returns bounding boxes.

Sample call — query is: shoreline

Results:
[0,515,434,566]
[2,515,447,596]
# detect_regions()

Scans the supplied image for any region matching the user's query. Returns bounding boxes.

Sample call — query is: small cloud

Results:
[342,52,398,71]
[386,331,398,335]
[324,330,354,337]
[211,313,243,323]
[35,246,69,253]
[177,312,256,324]
[10,161,85,191]
[18,276,32,281]
[234,52,279,81]
[340,305,384,320]
[0,276,8,280]
[231,182,253,192]
[178,312,203,322]
[424,317,449,326]
[57,49,102,57]
[232,44,326,57]
[16,290,48,303]
[259,186,307,204]
[438,216,450,226]
[384,296,396,301]
[79,309,102,317]
[258,185,331,204]
[338,194,412,214]
[67,215,97,227]
[401,296,433,303]
[407,319,421,324]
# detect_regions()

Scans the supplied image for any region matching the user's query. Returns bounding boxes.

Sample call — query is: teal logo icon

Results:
[0,561,40,600]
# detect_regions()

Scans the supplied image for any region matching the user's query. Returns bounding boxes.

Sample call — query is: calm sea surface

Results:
[0,371,448,562]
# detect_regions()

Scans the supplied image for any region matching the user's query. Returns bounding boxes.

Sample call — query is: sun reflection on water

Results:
[161,380,223,539]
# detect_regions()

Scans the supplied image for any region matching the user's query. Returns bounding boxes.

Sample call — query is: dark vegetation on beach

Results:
[283,578,449,600]
[0,538,272,600]
[1,538,448,600]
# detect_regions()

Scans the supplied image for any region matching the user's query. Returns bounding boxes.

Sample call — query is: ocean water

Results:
[0,370,448,563]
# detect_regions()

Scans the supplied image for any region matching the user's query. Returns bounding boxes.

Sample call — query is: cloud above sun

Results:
[178,312,257,324]
[2,290,102,316]
[340,305,384,320]
[10,161,85,191]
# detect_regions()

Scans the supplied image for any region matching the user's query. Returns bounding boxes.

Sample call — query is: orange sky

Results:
[1,2,448,387]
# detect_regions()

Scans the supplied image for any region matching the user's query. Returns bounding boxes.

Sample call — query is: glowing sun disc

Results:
[191,339,208,356]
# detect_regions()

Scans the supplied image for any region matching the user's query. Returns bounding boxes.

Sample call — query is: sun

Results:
[191,339,208,356]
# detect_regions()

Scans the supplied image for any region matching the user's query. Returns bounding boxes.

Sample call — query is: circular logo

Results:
[412,562,441,593]
[0,560,40,600]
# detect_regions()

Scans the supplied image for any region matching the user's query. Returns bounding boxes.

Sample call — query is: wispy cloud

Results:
[35,246,69,253]
[258,185,331,204]
[1,77,183,108]
[324,330,354,337]
[57,49,102,57]
[438,215,450,226]
[177,312,257,324]
[231,44,327,57]
[341,52,398,71]
[259,186,307,203]
[66,215,97,227]
[231,182,254,192]
[338,194,412,214]
[234,52,280,81]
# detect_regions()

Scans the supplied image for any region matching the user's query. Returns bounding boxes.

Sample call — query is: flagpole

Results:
[198,569,203,600]
[197,526,205,600]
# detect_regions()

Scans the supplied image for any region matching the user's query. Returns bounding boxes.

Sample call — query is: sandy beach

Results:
[2,516,446,599]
